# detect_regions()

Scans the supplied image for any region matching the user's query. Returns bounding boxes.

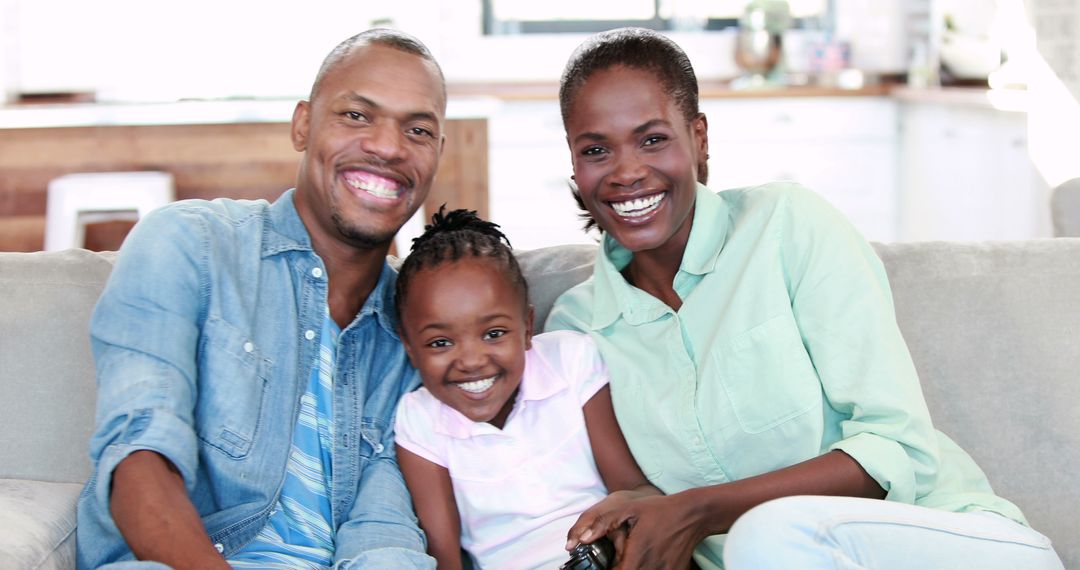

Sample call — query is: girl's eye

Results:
[483,329,507,341]
[427,338,451,349]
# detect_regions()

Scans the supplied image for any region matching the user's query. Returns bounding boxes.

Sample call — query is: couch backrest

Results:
[2,241,1078,565]
[874,239,1080,568]
[0,249,115,484]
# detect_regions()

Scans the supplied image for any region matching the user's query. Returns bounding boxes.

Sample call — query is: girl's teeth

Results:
[611,193,664,217]
[457,376,496,393]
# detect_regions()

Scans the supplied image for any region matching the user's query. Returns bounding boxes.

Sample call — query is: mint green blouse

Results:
[546,182,1025,569]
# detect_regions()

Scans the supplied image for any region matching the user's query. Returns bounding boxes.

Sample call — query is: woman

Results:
[545,27,1063,570]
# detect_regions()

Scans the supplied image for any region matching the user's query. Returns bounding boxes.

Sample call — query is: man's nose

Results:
[360,122,406,162]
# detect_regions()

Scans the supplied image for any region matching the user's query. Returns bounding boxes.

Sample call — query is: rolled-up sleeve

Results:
[87,206,206,515]
[780,185,940,504]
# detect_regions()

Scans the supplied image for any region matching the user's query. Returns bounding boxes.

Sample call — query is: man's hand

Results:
[110,450,231,570]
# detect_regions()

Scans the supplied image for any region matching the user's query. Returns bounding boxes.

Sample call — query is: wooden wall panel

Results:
[0,118,487,251]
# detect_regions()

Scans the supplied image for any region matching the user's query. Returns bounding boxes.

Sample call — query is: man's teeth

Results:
[457,376,496,394]
[348,178,398,198]
[611,193,664,217]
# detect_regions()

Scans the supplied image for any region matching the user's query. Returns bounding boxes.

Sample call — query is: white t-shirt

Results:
[395,330,611,570]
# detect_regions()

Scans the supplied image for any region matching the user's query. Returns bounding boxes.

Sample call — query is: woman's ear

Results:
[693,112,710,185]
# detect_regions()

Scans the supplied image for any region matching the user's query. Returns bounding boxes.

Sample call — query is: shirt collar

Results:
[262,189,314,257]
[354,261,401,338]
[266,189,401,337]
[434,346,569,439]
[589,183,729,330]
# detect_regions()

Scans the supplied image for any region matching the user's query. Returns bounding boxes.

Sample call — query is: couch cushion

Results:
[0,249,116,483]
[875,239,1080,568]
[0,479,82,569]
[516,244,597,332]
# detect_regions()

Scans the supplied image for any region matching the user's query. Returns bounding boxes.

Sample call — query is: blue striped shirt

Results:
[231,313,339,568]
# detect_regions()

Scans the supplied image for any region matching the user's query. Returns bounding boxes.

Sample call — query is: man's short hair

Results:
[309,28,446,102]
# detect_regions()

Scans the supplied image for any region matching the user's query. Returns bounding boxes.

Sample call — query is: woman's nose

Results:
[609,150,647,188]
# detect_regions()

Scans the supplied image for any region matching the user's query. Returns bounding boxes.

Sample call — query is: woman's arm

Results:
[396,445,465,570]
[569,449,883,568]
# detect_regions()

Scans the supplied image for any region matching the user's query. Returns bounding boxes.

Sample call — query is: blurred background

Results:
[1,0,1079,252]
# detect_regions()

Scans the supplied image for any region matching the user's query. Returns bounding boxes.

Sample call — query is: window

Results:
[483,0,828,35]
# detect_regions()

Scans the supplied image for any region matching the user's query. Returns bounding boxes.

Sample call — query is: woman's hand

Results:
[567,489,703,569]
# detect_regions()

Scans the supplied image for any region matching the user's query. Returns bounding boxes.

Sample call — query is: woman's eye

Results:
[484,329,507,340]
[581,146,606,157]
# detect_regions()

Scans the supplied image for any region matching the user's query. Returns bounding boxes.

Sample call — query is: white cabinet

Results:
[898,102,1050,241]
[701,97,901,242]
[487,100,597,250]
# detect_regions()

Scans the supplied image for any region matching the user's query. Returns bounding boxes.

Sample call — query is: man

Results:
[77,29,445,569]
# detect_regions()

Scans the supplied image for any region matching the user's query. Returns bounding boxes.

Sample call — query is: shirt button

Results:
[305,330,316,341]
[311,267,323,278]
[374,443,384,453]
[243,341,254,353]
[214,543,224,554]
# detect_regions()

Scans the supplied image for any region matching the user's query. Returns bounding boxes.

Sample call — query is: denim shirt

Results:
[76,190,434,569]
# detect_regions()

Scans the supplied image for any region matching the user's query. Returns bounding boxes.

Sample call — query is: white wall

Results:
[4,0,910,103]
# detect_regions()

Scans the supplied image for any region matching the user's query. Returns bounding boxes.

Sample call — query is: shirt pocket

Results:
[714,313,820,434]
[196,316,272,459]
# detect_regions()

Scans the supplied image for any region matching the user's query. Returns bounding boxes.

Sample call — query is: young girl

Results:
[393,207,657,569]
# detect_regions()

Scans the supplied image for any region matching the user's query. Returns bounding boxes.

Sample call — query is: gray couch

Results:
[2,241,1079,569]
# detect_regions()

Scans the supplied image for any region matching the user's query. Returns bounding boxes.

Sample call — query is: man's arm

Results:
[82,206,209,564]
[333,439,435,569]
[397,445,465,570]
[110,451,229,569]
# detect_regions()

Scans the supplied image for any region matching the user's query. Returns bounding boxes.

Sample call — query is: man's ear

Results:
[291,100,311,152]
[524,305,536,350]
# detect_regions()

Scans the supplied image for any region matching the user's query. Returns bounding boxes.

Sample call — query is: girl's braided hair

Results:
[395,206,529,318]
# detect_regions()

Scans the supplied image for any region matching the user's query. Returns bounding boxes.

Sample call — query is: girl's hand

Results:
[568,491,704,569]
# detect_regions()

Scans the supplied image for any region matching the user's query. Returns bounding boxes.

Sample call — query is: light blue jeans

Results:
[723,495,1064,570]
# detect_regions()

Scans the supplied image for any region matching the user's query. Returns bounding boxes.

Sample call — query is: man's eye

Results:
[643,135,667,146]
[408,126,435,138]
[345,111,366,121]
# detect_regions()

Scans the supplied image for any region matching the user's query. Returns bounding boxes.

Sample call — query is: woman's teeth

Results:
[457,376,496,393]
[611,193,664,217]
